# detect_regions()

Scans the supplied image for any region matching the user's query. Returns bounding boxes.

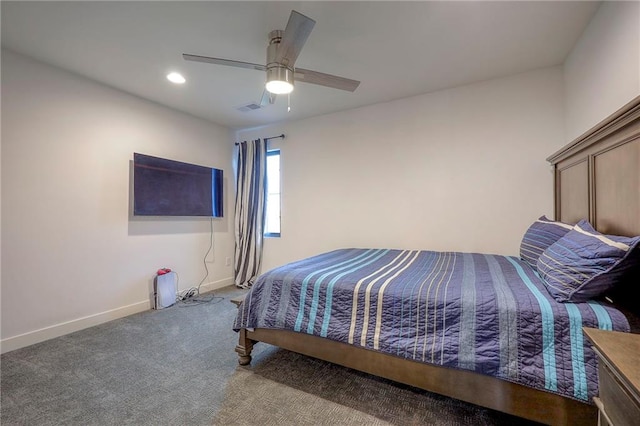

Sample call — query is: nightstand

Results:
[584,328,640,426]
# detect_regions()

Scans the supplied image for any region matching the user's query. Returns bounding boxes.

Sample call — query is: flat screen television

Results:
[133,153,223,217]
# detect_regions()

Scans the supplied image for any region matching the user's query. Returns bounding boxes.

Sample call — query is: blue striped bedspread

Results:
[233,248,630,402]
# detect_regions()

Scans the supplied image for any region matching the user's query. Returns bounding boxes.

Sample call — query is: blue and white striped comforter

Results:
[233,248,630,401]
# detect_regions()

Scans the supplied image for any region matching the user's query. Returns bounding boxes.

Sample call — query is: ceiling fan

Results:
[183,10,361,108]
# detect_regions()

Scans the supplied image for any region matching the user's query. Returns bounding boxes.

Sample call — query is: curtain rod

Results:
[234,134,285,146]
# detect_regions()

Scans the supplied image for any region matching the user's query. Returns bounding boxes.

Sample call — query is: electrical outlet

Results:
[225,257,231,266]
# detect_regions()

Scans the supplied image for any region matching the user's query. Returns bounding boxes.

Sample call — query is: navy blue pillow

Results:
[520,216,572,271]
[537,220,640,302]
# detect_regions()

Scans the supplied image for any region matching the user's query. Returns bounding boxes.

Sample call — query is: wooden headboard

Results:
[548,96,640,320]
[547,96,640,238]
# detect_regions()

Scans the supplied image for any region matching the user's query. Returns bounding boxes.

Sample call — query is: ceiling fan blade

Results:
[259,89,277,106]
[183,54,266,71]
[275,10,316,67]
[294,68,361,92]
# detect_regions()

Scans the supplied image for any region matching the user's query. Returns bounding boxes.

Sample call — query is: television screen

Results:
[133,153,223,217]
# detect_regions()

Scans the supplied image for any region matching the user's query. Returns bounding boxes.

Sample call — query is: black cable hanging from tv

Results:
[234,134,285,146]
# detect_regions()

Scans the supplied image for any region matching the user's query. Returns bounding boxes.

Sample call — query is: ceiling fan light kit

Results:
[183,10,360,107]
[266,65,294,94]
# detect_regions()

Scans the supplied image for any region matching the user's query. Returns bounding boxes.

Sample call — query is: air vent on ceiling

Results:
[236,103,262,112]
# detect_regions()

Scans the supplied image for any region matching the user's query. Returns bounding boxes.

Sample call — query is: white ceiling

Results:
[1,1,600,130]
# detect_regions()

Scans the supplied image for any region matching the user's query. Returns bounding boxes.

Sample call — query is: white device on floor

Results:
[154,271,177,309]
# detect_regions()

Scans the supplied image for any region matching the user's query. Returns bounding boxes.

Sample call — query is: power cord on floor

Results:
[178,294,225,307]
[173,272,196,301]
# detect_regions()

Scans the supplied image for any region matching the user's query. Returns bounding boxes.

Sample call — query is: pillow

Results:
[520,216,572,271]
[537,220,640,302]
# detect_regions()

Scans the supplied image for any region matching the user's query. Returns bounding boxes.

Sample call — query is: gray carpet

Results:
[1,285,540,425]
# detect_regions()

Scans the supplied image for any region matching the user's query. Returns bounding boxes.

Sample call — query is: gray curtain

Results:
[234,139,267,288]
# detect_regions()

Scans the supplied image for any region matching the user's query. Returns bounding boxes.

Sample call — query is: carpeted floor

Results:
[1,285,540,425]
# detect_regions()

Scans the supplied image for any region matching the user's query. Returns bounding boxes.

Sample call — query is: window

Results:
[264,150,281,237]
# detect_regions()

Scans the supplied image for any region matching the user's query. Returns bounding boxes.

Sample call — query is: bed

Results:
[233,95,640,426]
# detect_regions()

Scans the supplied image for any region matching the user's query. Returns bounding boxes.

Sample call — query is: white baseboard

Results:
[191,276,234,294]
[0,277,234,354]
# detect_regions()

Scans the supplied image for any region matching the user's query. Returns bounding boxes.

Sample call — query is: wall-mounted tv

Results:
[133,153,223,217]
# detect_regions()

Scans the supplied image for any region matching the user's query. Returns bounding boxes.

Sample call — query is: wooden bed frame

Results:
[235,95,640,426]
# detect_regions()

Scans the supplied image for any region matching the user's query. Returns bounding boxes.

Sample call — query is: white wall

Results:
[564,1,640,142]
[6,1,633,351]
[1,50,235,352]
[238,67,565,272]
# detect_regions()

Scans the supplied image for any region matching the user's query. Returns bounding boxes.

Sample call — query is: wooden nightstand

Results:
[584,328,640,426]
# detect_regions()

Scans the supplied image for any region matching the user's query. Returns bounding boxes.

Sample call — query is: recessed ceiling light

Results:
[166,72,186,84]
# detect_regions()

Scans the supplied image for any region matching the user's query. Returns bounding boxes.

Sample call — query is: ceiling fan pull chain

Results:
[288,93,291,112]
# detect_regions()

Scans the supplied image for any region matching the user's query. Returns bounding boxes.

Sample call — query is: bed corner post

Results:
[235,328,254,365]
[231,295,254,365]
